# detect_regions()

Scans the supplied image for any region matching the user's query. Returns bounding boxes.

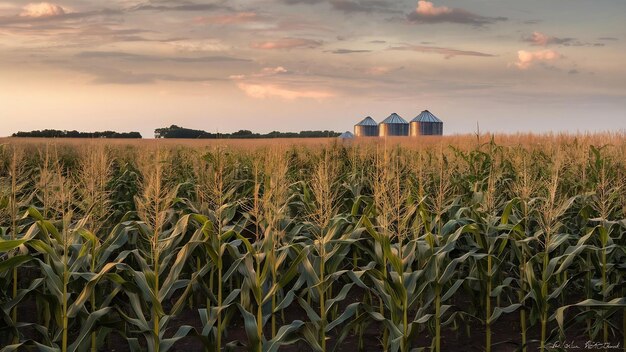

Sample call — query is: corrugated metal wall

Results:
[410,122,443,136]
[354,125,379,137]
[379,123,409,137]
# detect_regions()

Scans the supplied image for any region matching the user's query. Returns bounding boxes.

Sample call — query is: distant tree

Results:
[12,129,142,138]
[298,130,339,138]
[232,130,254,137]
[153,125,341,139]
[154,125,216,139]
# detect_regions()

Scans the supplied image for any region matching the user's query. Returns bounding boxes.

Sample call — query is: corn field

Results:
[1,135,626,351]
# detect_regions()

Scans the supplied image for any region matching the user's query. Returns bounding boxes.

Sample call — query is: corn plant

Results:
[508,151,541,352]
[118,213,213,352]
[466,157,522,352]
[106,149,208,352]
[0,145,31,344]
[236,235,308,351]
[522,154,588,351]
[297,215,363,352]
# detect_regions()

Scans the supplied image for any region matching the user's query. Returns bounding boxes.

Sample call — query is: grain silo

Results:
[354,116,379,137]
[410,110,443,136]
[379,113,409,137]
[338,131,354,139]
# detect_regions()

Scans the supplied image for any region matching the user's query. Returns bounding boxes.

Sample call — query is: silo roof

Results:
[356,116,378,126]
[380,113,408,124]
[411,110,442,123]
[338,131,354,139]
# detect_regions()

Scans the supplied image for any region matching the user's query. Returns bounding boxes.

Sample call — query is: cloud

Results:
[522,32,606,48]
[329,48,372,54]
[237,83,333,100]
[407,1,506,26]
[251,37,322,50]
[282,0,323,3]
[170,39,229,52]
[229,66,289,80]
[328,0,398,14]
[523,32,574,46]
[70,66,223,84]
[598,37,618,41]
[20,2,66,18]
[0,6,120,26]
[0,23,186,47]
[280,0,398,14]
[76,26,164,42]
[131,2,230,12]
[364,66,402,75]
[514,49,561,69]
[0,2,19,11]
[194,12,258,25]
[76,51,251,63]
[261,66,288,74]
[413,1,449,16]
[260,19,333,34]
[390,44,495,59]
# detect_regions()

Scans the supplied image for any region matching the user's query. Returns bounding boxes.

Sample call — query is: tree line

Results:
[10,126,341,139]
[154,125,340,139]
[12,130,142,138]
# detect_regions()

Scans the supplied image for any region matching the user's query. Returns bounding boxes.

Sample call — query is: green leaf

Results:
[237,304,261,350]
[326,302,359,332]
[0,239,27,252]
[441,279,464,302]
[488,304,521,324]
[160,326,195,352]
[0,254,32,272]
[264,320,304,352]
[556,298,626,331]
[68,307,113,352]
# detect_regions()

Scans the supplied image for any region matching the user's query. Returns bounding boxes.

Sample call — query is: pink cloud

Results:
[195,12,258,25]
[523,31,574,46]
[237,83,333,100]
[515,49,561,69]
[171,39,228,52]
[390,44,494,59]
[20,2,66,18]
[251,37,322,50]
[408,1,506,26]
[365,66,392,75]
[261,66,288,74]
[229,67,288,80]
[0,3,19,11]
[415,0,452,16]
[528,32,550,46]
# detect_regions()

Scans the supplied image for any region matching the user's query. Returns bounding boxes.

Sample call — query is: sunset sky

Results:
[1,0,625,137]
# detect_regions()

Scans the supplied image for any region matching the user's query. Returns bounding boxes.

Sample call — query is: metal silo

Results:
[379,113,409,137]
[354,116,379,137]
[410,110,443,136]
[338,131,354,139]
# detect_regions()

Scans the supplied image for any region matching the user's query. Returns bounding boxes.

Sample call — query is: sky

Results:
[0,0,625,138]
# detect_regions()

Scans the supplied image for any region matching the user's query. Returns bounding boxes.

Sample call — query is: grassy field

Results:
[1,133,626,351]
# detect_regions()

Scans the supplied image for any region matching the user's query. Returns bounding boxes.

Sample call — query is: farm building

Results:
[338,131,354,139]
[354,116,379,137]
[410,110,444,136]
[379,113,409,137]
